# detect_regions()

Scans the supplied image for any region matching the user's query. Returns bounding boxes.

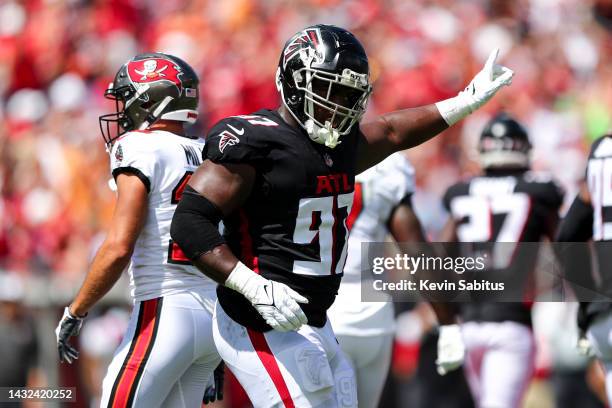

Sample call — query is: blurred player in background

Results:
[171,23,512,407]
[78,306,130,407]
[55,53,222,407]
[0,273,45,400]
[442,113,564,408]
[556,132,612,404]
[327,152,463,407]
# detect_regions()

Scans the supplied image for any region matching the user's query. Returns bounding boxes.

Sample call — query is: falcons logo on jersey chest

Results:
[219,131,240,153]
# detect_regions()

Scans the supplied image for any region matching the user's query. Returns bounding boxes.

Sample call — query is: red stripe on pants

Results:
[247,329,296,408]
[110,298,159,407]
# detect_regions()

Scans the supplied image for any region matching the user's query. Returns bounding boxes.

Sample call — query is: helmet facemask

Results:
[99,83,139,146]
[277,25,372,148]
[479,139,531,169]
[296,66,371,148]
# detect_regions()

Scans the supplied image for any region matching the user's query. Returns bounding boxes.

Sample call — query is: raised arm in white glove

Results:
[225,261,309,332]
[436,48,514,126]
[436,324,466,375]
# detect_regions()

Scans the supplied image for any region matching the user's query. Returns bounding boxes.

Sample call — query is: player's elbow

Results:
[102,240,134,264]
[375,115,403,148]
[171,187,226,260]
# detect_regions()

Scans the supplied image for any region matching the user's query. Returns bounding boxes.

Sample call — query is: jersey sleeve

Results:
[109,132,158,193]
[373,153,416,204]
[203,117,268,166]
[360,153,416,223]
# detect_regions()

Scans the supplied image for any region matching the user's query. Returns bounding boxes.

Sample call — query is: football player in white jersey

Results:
[55,53,222,408]
[327,152,464,407]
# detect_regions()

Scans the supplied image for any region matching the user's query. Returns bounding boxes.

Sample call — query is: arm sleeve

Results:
[110,134,158,193]
[170,186,226,260]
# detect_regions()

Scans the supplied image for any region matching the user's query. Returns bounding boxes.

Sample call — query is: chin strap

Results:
[139,96,174,130]
[305,119,341,149]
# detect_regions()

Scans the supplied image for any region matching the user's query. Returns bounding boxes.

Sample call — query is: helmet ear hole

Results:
[288,94,300,106]
[140,100,155,109]
[120,116,132,130]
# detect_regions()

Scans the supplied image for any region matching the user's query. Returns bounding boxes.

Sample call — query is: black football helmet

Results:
[276,24,372,148]
[479,113,531,169]
[99,52,199,146]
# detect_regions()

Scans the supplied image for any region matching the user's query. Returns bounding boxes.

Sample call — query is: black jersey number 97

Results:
[292,193,354,276]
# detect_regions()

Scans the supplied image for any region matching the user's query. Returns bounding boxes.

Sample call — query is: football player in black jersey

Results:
[171,24,513,407]
[441,113,564,408]
[556,133,612,403]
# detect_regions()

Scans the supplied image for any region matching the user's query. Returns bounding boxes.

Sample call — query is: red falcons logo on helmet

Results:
[218,131,240,153]
[126,58,184,92]
[282,28,322,69]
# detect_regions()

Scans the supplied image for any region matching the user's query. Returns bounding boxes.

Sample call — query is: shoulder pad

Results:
[203,116,273,165]
[109,131,158,192]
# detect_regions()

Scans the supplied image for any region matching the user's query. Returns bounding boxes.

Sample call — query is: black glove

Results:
[55,307,85,364]
[203,362,225,404]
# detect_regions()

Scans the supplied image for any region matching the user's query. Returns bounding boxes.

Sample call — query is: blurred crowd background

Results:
[1,0,611,407]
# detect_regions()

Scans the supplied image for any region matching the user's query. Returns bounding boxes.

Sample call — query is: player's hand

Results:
[576,332,594,357]
[203,362,225,404]
[436,324,465,375]
[55,306,85,364]
[252,279,309,331]
[460,48,514,111]
[436,48,514,126]
[225,262,309,331]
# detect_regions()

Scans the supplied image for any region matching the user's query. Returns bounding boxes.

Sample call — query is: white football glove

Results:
[576,332,594,357]
[436,48,514,126]
[436,324,466,375]
[225,262,309,331]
